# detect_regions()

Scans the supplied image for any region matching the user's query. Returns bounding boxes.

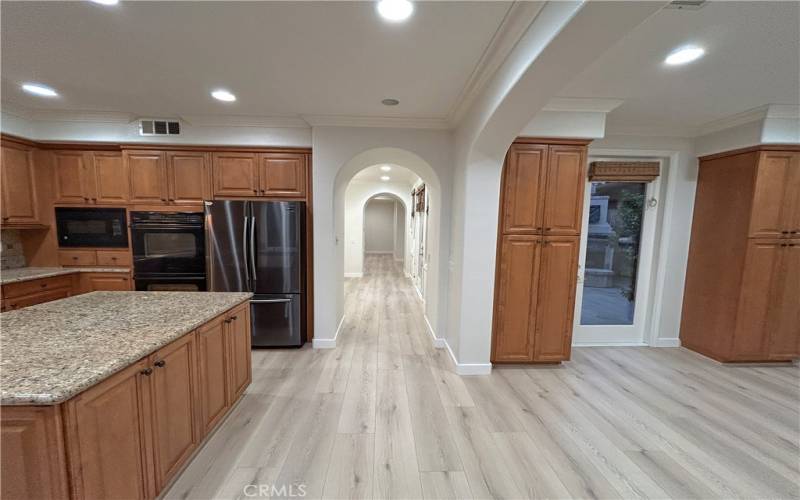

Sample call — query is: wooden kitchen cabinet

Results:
[501,144,547,234]
[492,139,589,363]
[681,146,800,362]
[1,141,40,226]
[167,152,209,204]
[0,406,70,500]
[54,151,128,205]
[259,153,306,197]
[79,272,133,293]
[126,150,168,203]
[197,316,229,436]
[58,249,98,266]
[63,359,154,500]
[148,334,199,490]
[212,152,259,197]
[542,145,586,236]
[226,304,251,403]
[1,274,75,312]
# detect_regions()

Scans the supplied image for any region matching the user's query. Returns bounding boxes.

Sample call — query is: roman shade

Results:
[588,161,660,182]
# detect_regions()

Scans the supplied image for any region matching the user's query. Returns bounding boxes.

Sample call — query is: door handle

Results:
[242,215,251,288]
[251,298,291,304]
[249,216,257,282]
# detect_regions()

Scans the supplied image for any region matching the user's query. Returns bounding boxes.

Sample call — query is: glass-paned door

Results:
[573,174,660,345]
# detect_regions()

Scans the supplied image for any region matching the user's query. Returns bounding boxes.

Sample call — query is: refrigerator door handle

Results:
[242,215,251,290]
[249,215,257,282]
[251,298,292,304]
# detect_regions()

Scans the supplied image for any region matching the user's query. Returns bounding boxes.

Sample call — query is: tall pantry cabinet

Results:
[680,146,800,362]
[491,138,589,363]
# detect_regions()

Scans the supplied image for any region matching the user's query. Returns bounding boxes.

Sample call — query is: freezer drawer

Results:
[250,294,303,347]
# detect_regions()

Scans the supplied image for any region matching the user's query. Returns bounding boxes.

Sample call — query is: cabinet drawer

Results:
[2,275,74,299]
[58,250,98,267]
[96,250,132,267]
[4,287,72,310]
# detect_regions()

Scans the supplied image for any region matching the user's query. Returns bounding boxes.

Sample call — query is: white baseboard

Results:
[312,315,345,349]
[443,339,492,375]
[652,338,681,347]
[423,314,446,349]
[365,251,393,255]
[344,272,363,278]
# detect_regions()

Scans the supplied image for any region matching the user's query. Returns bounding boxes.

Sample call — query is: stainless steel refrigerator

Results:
[205,200,305,347]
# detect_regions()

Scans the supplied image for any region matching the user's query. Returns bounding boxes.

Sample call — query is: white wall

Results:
[312,127,452,348]
[393,203,406,265]
[364,199,397,253]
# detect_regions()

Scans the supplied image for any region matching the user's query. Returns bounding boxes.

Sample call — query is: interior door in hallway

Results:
[572,173,660,345]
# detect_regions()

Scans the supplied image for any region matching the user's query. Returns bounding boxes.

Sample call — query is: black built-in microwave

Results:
[55,207,129,248]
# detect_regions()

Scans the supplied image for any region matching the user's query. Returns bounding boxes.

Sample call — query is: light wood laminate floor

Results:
[165,255,800,499]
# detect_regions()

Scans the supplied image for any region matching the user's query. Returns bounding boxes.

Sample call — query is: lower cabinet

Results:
[1,301,251,500]
[492,235,580,363]
[1,275,75,312]
[79,272,133,293]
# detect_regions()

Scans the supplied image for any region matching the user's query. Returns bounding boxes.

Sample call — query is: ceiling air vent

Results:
[664,0,707,10]
[139,119,180,136]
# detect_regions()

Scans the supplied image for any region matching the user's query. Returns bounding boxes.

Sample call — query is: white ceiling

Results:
[1,1,512,123]
[351,164,420,188]
[560,1,800,136]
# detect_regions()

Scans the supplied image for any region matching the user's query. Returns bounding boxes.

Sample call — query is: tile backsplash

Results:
[0,229,27,270]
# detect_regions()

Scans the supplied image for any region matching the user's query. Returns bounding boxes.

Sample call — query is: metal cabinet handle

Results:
[249,216,257,281]
[154,360,166,368]
[231,315,238,320]
[251,298,291,304]
[140,368,153,376]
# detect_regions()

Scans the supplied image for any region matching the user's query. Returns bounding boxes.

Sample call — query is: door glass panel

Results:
[580,182,646,325]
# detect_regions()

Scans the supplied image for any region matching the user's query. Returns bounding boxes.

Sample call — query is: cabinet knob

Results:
[231,315,238,320]
[154,360,166,368]
[224,318,232,324]
[72,256,79,260]
[2,216,10,221]
[782,231,790,235]
[140,367,153,376]
[781,243,788,247]
[40,283,47,288]
[83,197,90,202]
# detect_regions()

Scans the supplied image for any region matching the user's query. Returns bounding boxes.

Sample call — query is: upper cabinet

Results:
[53,150,128,205]
[126,150,167,204]
[212,152,258,197]
[542,145,586,236]
[1,141,41,226]
[212,152,307,199]
[167,152,209,205]
[501,144,547,234]
[259,153,306,197]
[749,151,800,238]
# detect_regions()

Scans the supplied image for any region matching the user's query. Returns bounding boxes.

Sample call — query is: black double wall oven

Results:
[130,211,207,291]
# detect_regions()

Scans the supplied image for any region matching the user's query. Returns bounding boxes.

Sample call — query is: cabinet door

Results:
[501,144,547,234]
[212,152,258,197]
[65,359,153,500]
[197,316,229,435]
[1,406,70,500]
[92,152,129,204]
[784,153,800,237]
[226,305,251,402]
[542,145,586,236]
[3,287,72,311]
[168,152,208,204]
[149,334,199,490]
[81,272,132,293]
[533,236,579,362]
[53,151,90,204]
[259,153,306,197]
[126,151,167,203]
[749,152,795,238]
[732,239,783,360]
[491,235,541,362]
[1,144,39,224]
[768,242,800,359]
[58,249,98,267]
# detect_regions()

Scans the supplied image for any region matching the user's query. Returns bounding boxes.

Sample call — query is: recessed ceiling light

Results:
[382,98,399,106]
[381,175,391,181]
[380,165,392,172]
[664,46,705,66]
[377,0,414,22]
[21,83,58,97]
[89,0,119,5]
[211,89,236,102]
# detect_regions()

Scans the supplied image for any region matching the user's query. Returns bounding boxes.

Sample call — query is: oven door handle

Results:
[243,215,251,290]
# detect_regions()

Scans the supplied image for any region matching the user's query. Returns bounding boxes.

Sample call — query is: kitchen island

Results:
[1,291,253,499]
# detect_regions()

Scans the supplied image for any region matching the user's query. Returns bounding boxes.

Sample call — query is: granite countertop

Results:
[1,267,130,285]
[0,291,252,405]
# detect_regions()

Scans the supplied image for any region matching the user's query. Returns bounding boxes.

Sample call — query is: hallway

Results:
[165,255,799,499]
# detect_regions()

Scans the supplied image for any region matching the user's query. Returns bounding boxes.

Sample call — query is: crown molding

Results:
[301,114,449,130]
[180,114,309,128]
[697,105,769,136]
[446,1,547,127]
[544,97,625,113]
